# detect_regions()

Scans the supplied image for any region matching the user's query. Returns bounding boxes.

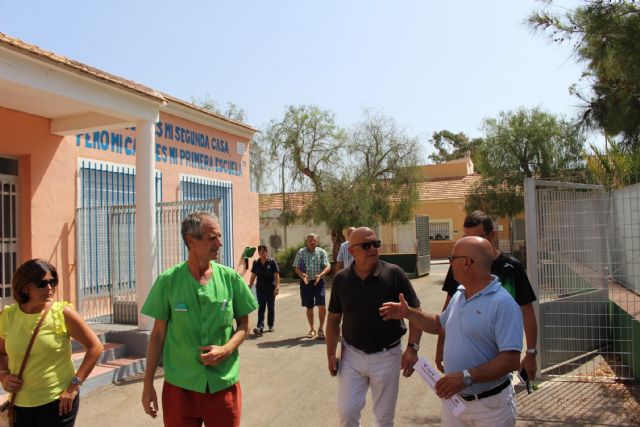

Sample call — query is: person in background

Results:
[141,212,257,426]
[293,233,331,339]
[0,259,103,427]
[249,245,280,336]
[436,210,538,380]
[335,227,355,271]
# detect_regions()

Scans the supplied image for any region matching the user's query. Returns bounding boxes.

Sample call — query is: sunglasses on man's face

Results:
[351,240,382,250]
[36,278,59,289]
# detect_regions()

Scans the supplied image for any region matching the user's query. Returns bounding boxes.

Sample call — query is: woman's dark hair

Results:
[12,259,58,304]
[257,245,268,252]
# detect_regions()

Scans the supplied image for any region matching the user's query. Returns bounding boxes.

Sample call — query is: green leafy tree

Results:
[262,105,345,253]
[585,141,640,188]
[190,94,247,122]
[529,0,640,147]
[314,110,421,231]
[265,105,345,192]
[262,106,421,258]
[428,130,484,168]
[468,107,587,246]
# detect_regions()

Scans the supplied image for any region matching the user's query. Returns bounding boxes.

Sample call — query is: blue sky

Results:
[0,0,590,158]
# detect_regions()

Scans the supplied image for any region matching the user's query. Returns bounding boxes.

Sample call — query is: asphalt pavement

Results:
[77,264,448,426]
[76,262,640,426]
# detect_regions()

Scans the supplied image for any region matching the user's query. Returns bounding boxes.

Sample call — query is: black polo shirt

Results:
[328,260,420,353]
[251,257,279,292]
[442,253,536,306]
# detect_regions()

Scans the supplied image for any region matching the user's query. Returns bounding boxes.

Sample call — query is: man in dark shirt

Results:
[436,210,538,380]
[249,245,280,336]
[326,227,422,427]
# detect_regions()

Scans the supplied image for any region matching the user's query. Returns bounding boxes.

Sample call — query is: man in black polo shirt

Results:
[326,227,421,427]
[248,245,280,336]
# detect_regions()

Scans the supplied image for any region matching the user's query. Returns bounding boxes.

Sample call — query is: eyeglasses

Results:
[36,278,59,288]
[351,240,382,250]
[447,256,474,264]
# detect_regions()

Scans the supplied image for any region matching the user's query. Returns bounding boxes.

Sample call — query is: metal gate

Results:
[524,178,639,380]
[415,215,430,276]
[77,199,220,323]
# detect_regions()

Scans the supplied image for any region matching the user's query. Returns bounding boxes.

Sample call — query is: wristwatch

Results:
[462,369,474,387]
[71,376,83,386]
[526,348,538,356]
[407,342,420,352]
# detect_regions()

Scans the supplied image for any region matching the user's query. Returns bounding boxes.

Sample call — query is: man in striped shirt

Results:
[294,233,332,339]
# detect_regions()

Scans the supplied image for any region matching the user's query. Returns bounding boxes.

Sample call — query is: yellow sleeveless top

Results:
[0,301,75,407]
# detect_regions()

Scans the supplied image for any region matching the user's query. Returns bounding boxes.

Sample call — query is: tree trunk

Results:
[330,229,345,263]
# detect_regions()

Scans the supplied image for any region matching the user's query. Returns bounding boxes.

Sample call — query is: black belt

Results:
[349,339,401,355]
[460,380,511,401]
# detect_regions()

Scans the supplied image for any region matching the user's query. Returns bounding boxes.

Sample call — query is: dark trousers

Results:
[256,287,276,329]
[15,395,79,427]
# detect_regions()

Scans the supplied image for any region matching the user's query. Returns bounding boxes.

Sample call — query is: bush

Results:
[275,242,307,279]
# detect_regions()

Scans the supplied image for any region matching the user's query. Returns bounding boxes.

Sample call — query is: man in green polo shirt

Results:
[141,212,257,427]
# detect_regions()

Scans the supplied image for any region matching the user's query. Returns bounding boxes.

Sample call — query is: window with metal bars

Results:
[429,222,450,240]
[76,160,162,296]
[0,158,18,304]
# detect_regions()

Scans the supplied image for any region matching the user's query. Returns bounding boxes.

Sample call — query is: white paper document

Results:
[414,357,466,418]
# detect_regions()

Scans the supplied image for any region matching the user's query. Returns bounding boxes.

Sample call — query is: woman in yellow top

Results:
[0,259,103,426]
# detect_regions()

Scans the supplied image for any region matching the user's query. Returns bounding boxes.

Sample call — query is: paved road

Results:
[77,263,450,426]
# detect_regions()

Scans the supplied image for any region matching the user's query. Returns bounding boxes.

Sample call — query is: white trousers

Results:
[441,384,517,427]
[337,341,402,427]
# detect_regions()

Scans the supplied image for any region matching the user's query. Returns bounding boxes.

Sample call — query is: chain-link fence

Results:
[525,178,639,381]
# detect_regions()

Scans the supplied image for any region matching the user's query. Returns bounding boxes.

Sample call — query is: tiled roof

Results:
[162,93,257,132]
[259,174,483,212]
[259,192,316,214]
[0,32,256,131]
[417,174,482,201]
[0,32,164,101]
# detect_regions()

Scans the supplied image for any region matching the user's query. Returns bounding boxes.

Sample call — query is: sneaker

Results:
[268,326,274,332]
[253,327,263,336]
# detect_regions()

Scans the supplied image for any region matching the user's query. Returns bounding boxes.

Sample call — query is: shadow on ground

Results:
[255,336,327,349]
[516,379,640,426]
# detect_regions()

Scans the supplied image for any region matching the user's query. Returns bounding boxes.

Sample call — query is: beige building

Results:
[258,155,524,261]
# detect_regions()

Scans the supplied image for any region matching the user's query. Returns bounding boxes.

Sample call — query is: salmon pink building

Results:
[0,33,258,329]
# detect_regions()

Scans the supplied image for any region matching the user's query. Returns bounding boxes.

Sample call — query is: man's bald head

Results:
[348,227,380,273]
[453,236,494,271]
[349,227,375,246]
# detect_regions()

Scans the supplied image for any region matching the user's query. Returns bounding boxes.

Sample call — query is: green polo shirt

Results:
[141,261,257,394]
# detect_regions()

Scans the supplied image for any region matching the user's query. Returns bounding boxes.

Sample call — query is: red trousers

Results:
[162,381,242,427]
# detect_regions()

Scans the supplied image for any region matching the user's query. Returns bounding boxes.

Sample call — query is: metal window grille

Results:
[76,161,162,320]
[429,222,450,240]
[0,169,18,306]
[179,176,233,267]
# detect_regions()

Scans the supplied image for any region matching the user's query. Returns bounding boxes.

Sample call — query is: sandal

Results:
[317,329,325,339]
[306,330,316,339]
